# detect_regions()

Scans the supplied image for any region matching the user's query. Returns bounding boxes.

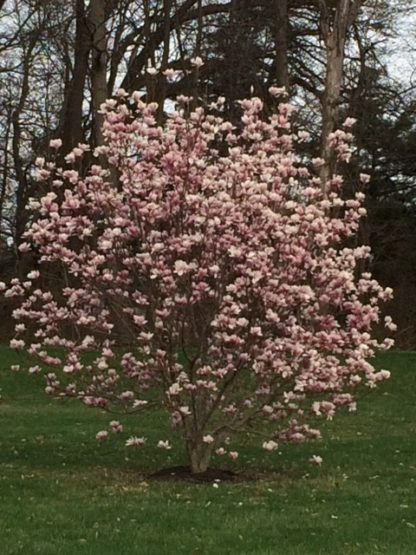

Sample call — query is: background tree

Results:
[0,0,415,345]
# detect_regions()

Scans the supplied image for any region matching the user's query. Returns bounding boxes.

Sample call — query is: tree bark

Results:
[60,0,90,153]
[12,35,37,249]
[274,0,289,89]
[319,0,362,186]
[90,0,108,147]
[187,440,213,474]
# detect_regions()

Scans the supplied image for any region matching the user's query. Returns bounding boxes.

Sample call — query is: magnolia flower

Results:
[343,117,357,128]
[190,56,204,68]
[384,316,397,332]
[203,435,214,444]
[359,173,371,184]
[215,448,226,456]
[125,436,146,448]
[229,451,239,460]
[312,157,325,168]
[309,455,323,466]
[146,66,158,75]
[268,86,287,97]
[49,138,62,149]
[157,440,172,450]
[119,390,134,401]
[110,420,123,434]
[131,90,144,103]
[262,440,278,452]
[163,68,180,80]
[298,130,310,142]
[96,430,109,442]
[10,339,25,350]
[376,369,391,381]
[18,242,31,253]
[133,400,148,408]
[174,260,191,276]
[116,88,128,97]
[133,315,147,326]
[168,382,182,396]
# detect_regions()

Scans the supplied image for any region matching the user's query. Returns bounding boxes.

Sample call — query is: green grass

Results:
[1,348,415,555]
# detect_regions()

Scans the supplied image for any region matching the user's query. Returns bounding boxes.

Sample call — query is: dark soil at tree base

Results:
[149,465,254,483]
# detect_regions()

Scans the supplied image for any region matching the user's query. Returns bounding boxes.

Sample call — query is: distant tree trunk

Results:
[274,0,289,89]
[319,0,362,186]
[156,0,172,123]
[12,36,37,250]
[60,0,90,153]
[90,0,108,147]
[0,106,11,233]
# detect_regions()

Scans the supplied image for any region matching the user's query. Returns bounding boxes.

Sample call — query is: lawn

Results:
[0,348,415,555]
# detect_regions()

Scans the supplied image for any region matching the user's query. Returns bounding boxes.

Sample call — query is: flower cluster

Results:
[3,90,394,473]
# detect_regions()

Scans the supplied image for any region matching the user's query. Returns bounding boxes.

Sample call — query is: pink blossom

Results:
[263,440,278,452]
[268,86,287,97]
[18,242,31,253]
[10,339,25,350]
[96,430,109,441]
[49,138,62,149]
[343,117,357,128]
[110,420,123,433]
[203,435,214,444]
[168,383,182,396]
[359,173,371,184]
[125,436,146,448]
[133,400,148,408]
[309,455,323,466]
[157,440,172,450]
[190,56,204,68]
[163,68,180,81]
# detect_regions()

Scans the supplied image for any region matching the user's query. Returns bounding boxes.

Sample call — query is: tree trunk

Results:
[60,0,90,153]
[90,0,108,147]
[187,440,212,474]
[156,0,172,123]
[320,32,346,185]
[319,0,362,187]
[274,0,289,89]
[12,35,37,250]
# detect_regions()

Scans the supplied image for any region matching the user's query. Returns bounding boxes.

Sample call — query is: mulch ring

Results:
[149,465,256,484]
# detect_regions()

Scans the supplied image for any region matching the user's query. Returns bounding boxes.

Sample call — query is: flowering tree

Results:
[3,89,395,474]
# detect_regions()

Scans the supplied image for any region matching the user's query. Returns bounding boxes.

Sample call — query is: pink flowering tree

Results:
[3,88,395,474]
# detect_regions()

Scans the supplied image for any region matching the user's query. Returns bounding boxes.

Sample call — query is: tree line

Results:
[0,0,415,345]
